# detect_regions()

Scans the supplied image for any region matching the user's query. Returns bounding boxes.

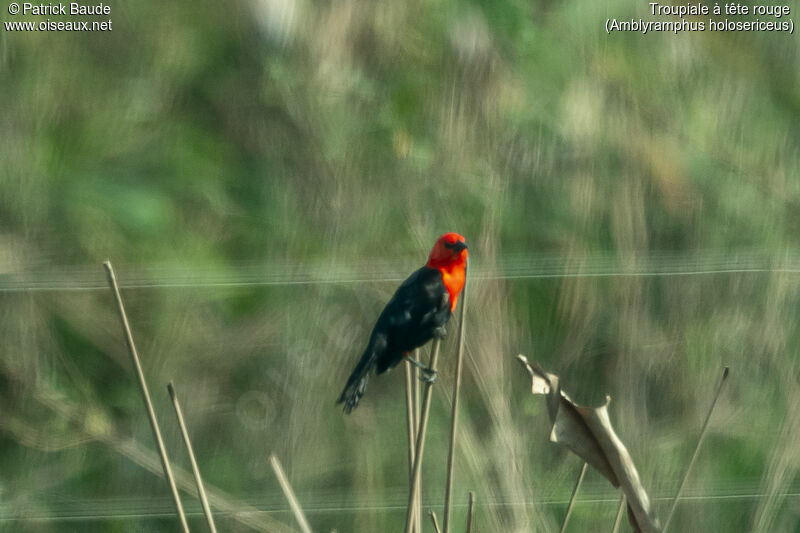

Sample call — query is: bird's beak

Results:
[453,241,467,253]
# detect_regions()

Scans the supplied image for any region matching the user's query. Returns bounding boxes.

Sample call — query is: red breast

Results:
[426,232,468,310]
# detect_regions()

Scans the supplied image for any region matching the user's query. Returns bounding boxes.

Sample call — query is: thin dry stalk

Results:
[103,261,190,533]
[466,491,475,533]
[403,339,442,533]
[404,360,417,477]
[663,366,730,532]
[36,386,294,533]
[168,381,218,533]
[269,454,313,533]
[611,494,626,533]
[442,267,468,533]
[404,360,419,533]
[560,462,588,533]
[429,510,442,533]
[413,351,421,533]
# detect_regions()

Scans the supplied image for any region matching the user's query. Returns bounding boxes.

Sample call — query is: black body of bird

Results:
[337,266,451,413]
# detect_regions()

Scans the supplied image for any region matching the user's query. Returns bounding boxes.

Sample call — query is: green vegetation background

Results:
[1,0,799,531]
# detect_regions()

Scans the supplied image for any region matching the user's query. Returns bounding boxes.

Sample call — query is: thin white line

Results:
[2,267,800,292]
[1,492,797,521]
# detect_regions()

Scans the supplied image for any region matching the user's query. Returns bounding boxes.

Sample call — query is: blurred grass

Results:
[2,0,800,531]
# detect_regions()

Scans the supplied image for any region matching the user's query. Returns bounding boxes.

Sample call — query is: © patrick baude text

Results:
[5,2,113,32]
[606,2,794,34]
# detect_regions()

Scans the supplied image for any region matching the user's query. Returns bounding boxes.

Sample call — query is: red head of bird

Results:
[426,232,468,310]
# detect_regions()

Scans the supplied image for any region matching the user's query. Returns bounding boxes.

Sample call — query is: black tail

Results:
[337,370,370,414]
[337,337,384,413]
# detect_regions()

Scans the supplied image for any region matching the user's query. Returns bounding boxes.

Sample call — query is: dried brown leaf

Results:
[516,355,661,533]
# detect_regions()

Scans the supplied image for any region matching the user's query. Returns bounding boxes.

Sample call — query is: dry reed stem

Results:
[442,265,468,533]
[168,381,218,533]
[34,386,294,533]
[413,352,421,533]
[466,491,475,533]
[560,462,588,533]
[403,339,442,533]
[404,360,417,475]
[103,261,190,533]
[269,454,313,533]
[611,494,626,533]
[429,510,442,533]
[404,360,418,533]
[663,366,730,532]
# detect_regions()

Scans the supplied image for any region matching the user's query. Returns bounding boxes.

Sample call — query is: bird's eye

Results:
[443,240,467,252]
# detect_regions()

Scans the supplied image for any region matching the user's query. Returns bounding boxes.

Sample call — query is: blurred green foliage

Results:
[1,0,799,531]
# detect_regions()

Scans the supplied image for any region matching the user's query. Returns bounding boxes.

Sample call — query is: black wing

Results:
[372,266,451,373]
[337,266,450,412]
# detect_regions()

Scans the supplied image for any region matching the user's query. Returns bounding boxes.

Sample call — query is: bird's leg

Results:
[406,355,430,373]
[433,325,447,339]
[406,354,438,384]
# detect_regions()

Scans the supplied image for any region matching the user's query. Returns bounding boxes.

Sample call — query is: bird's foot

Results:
[419,368,438,384]
[433,326,447,339]
[406,355,438,384]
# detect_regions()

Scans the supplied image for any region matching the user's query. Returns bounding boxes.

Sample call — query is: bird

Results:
[337,232,468,413]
